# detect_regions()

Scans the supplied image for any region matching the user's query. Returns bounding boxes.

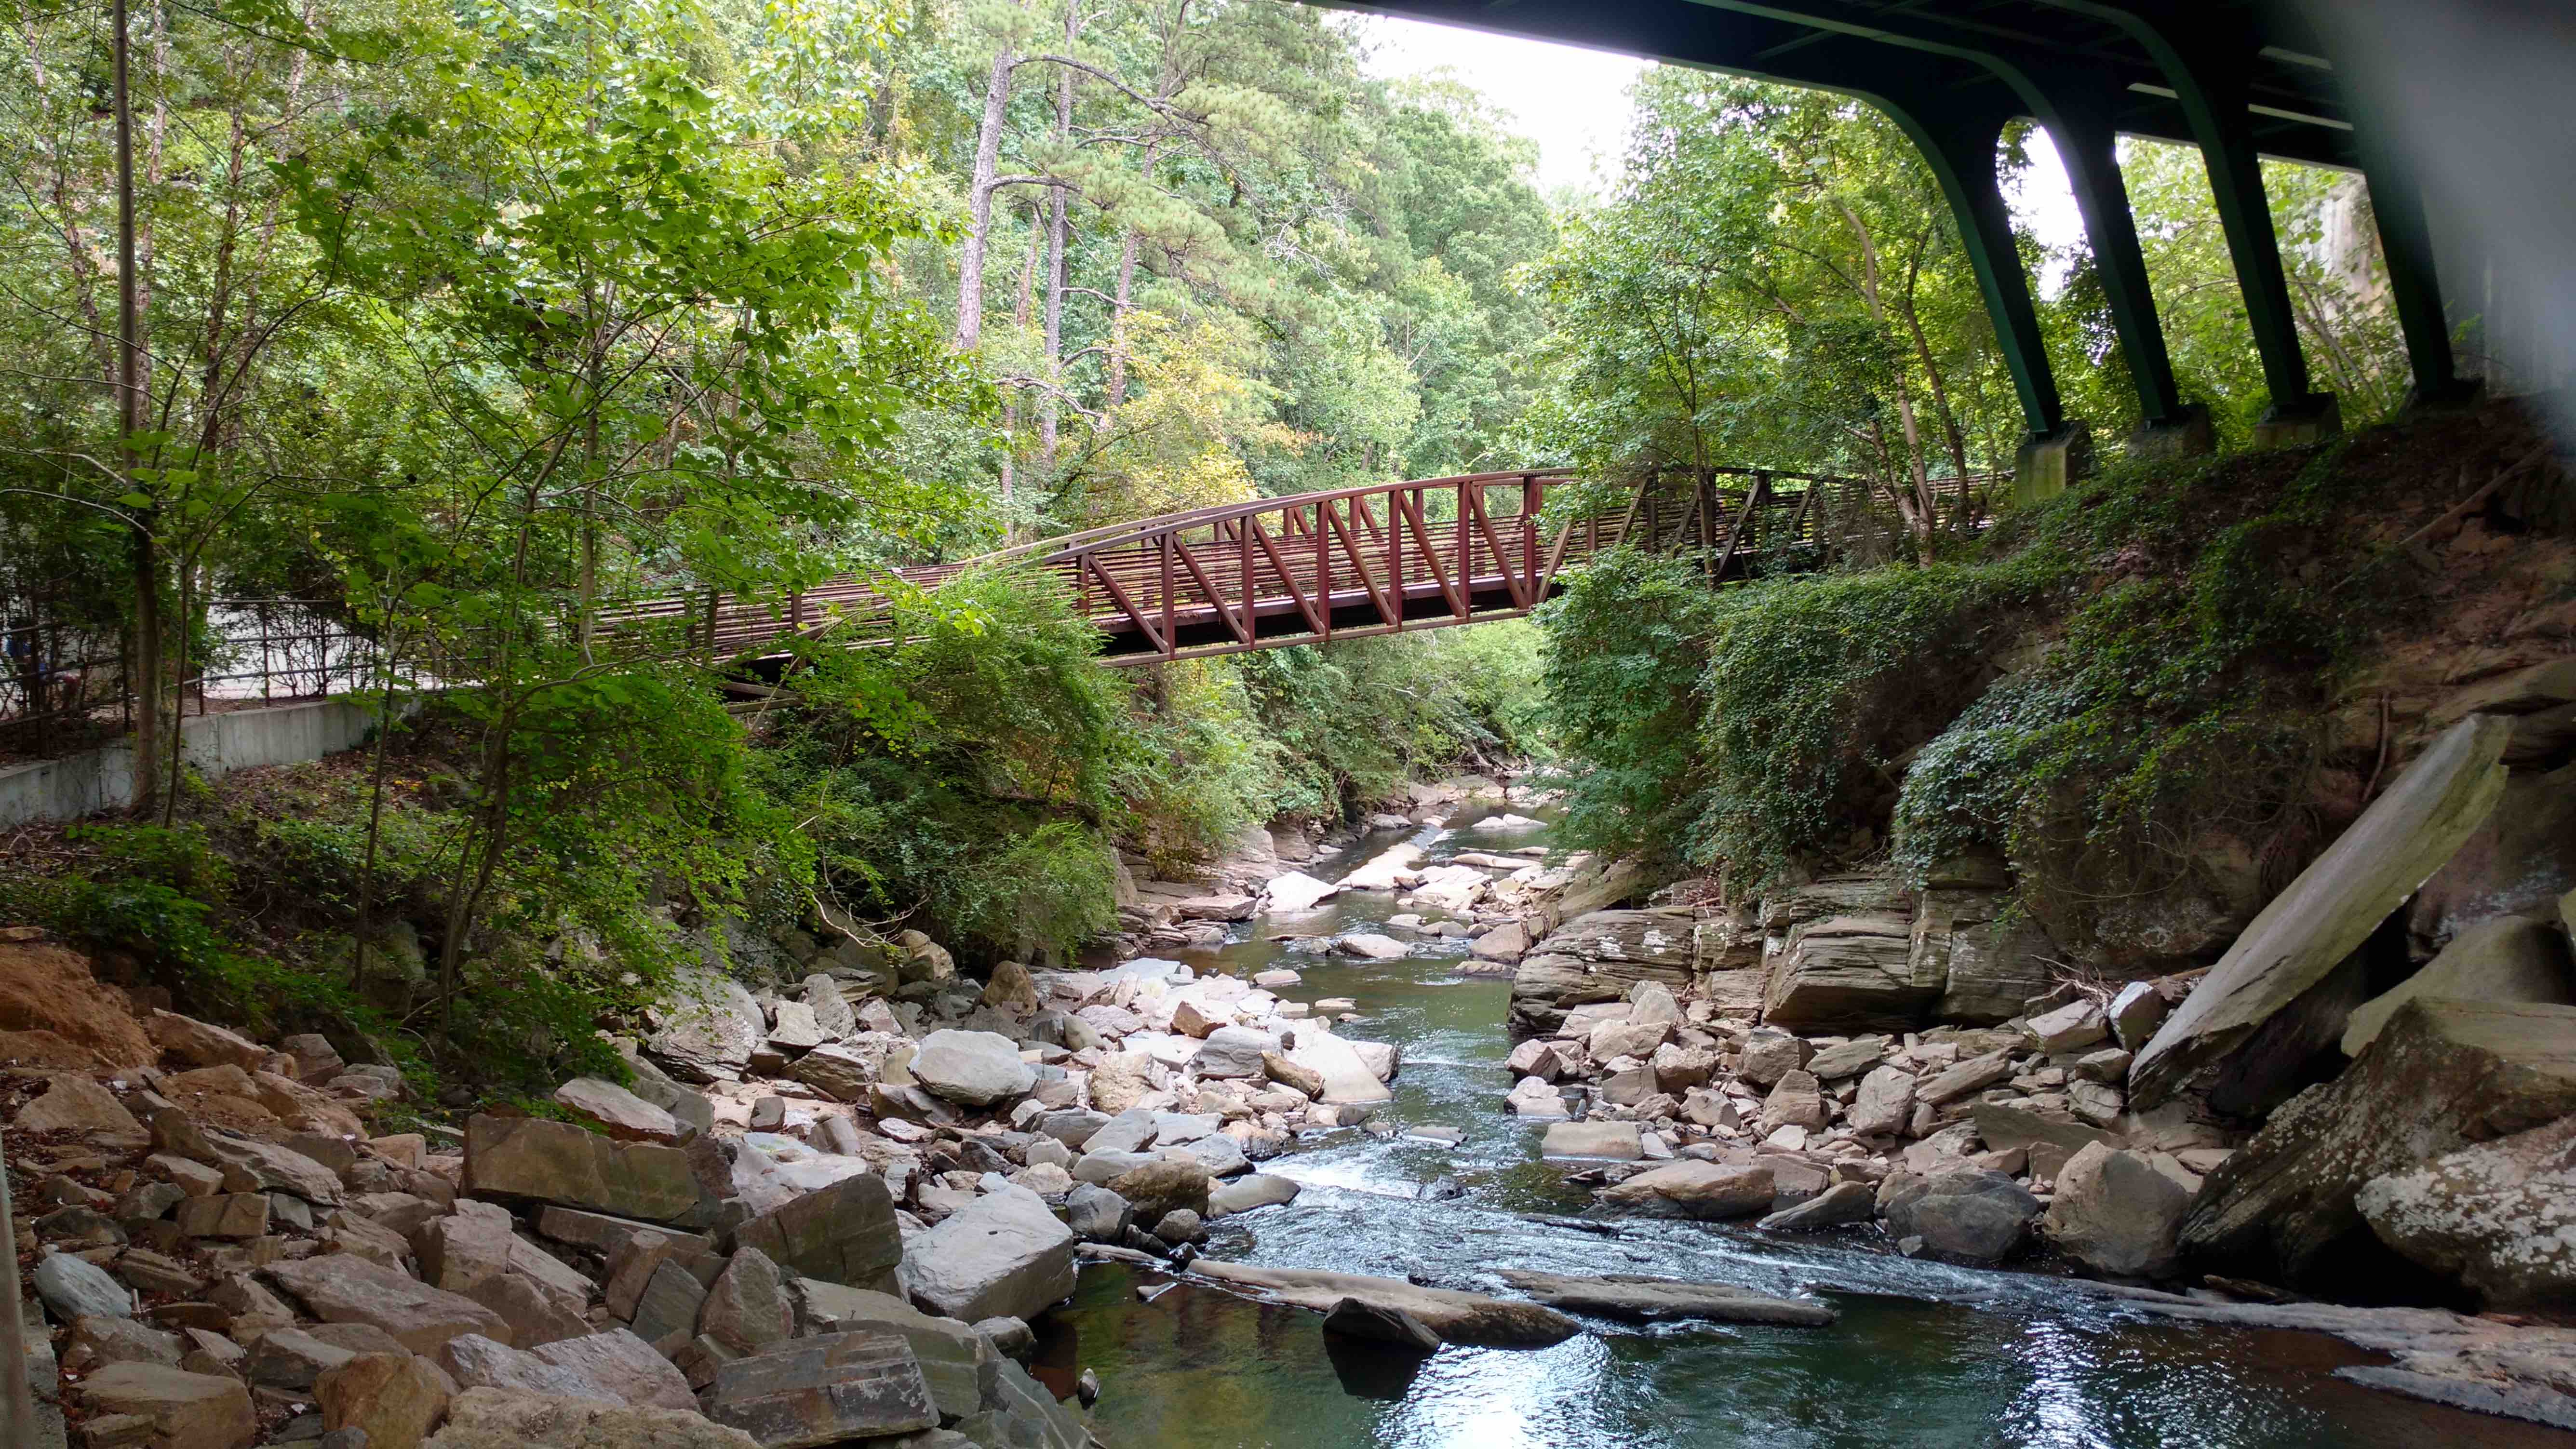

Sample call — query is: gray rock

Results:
[732,1173,902,1292]
[2342,915,2575,1057]
[1207,1174,1300,1218]
[1848,1065,1917,1137]
[1175,1133,1248,1178]
[1193,1027,1274,1079]
[1805,1035,1888,1081]
[803,975,858,1040]
[2131,714,2514,1107]
[264,1253,512,1355]
[796,1281,994,1422]
[2356,1108,2576,1309]
[699,1331,938,1447]
[902,1188,1077,1324]
[699,1248,795,1355]
[1760,894,1933,1033]
[2182,998,2576,1289]
[438,1332,613,1401]
[630,1260,711,1345]
[1063,1184,1132,1242]
[1599,1162,1774,1220]
[647,965,769,1082]
[460,1113,698,1223]
[1496,1269,1836,1327]
[1880,1169,2040,1262]
[530,1328,698,1413]
[912,1030,1037,1107]
[2043,1142,2189,1279]
[1736,1031,1810,1087]
[1322,1296,1440,1351]
[1539,1121,1641,1161]
[1083,1109,1158,1157]
[1507,908,1696,1038]
[1757,1181,1878,1231]
[2109,981,2169,1052]
[33,1250,133,1322]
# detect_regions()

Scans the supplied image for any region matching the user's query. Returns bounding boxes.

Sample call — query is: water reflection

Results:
[1049,806,2572,1449]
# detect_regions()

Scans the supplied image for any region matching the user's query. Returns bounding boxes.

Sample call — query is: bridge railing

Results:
[2,460,2009,750]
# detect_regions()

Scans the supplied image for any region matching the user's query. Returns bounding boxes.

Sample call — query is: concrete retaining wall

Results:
[0,697,401,829]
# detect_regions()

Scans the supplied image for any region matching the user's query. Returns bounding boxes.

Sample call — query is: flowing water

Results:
[1033,807,2568,1449]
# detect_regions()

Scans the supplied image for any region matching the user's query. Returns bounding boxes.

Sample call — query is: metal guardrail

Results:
[2,462,1999,751]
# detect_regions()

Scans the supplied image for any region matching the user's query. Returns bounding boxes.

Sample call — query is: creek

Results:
[1033,806,2564,1449]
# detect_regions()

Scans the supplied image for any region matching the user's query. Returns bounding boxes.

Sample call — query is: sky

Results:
[1352,13,2089,290]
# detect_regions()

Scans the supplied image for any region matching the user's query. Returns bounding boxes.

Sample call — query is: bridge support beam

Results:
[2032,76,2209,457]
[2352,127,2480,411]
[2047,4,2339,447]
[1878,97,2090,501]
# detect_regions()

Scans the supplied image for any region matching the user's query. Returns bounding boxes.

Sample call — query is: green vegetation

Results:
[1537,433,2438,938]
[0,1,2433,1088]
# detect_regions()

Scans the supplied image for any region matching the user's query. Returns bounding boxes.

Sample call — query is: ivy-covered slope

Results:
[1538,398,2574,972]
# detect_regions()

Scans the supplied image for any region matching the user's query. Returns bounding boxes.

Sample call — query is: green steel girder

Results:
[2039,2,2325,418]
[1319,0,2445,434]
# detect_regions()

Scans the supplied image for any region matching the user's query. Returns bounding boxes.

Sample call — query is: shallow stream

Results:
[1034,807,2567,1449]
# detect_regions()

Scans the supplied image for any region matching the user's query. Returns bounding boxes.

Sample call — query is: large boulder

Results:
[1761,891,1936,1034]
[1849,1066,1917,1137]
[1598,1162,1774,1220]
[531,1329,697,1412]
[14,1074,144,1140]
[731,1173,902,1293]
[2356,1110,2576,1309]
[1507,908,1697,1038]
[1261,871,1339,914]
[462,1114,698,1223]
[699,1331,938,1448]
[1880,1169,2039,1262]
[266,1253,512,1355]
[2130,714,2514,1107]
[425,1386,759,1449]
[794,1281,995,1422]
[1539,1121,1642,1161]
[551,1078,684,1144]
[646,965,768,1082]
[911,1030,1036,1107]
[2408,758,2576,952]
[1283,1028,1392,1105]
[2341,915,2574,1057]
[1193,1261,1578,1345]
[2179,998,2576,1289]
[2042,1143,2189,1279]
[900,1188,1076,1325]
[74,1362,257,1449]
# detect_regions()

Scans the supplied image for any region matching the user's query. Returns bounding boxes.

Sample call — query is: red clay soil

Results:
[0,926,159,1067]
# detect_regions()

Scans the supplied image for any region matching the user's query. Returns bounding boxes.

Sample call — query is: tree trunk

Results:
[1104,137,1160,412]
[1037,1,1078,472]
[954,42,1017,350]
[113,0,159,816]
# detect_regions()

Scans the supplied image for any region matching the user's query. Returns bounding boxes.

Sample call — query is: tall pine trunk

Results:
[954,44,1015,350]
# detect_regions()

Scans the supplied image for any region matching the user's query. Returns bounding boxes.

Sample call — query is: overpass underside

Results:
[1318,0,2481,493]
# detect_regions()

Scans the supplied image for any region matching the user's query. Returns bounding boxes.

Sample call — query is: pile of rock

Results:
[1507,956,2225,1275]
[8,881,1462,1449]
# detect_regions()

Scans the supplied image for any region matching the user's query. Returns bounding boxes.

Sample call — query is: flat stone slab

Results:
[1496,1270,1836,1326]
[902,1187,1076,1324]
[1540,1120,1642,1161]
[462,1113,698,1223]
[700,1331,938,1449]
[2131,714,2512,1107]
[1188,1260,1578,1345]
[1285,1029,1394,1105]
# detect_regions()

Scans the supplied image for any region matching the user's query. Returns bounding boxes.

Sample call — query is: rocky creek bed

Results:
[1040,806,2576,1449]
[7,763,2575,1449]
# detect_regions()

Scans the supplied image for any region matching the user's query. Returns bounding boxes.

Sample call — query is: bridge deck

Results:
[598,465,1995,668]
